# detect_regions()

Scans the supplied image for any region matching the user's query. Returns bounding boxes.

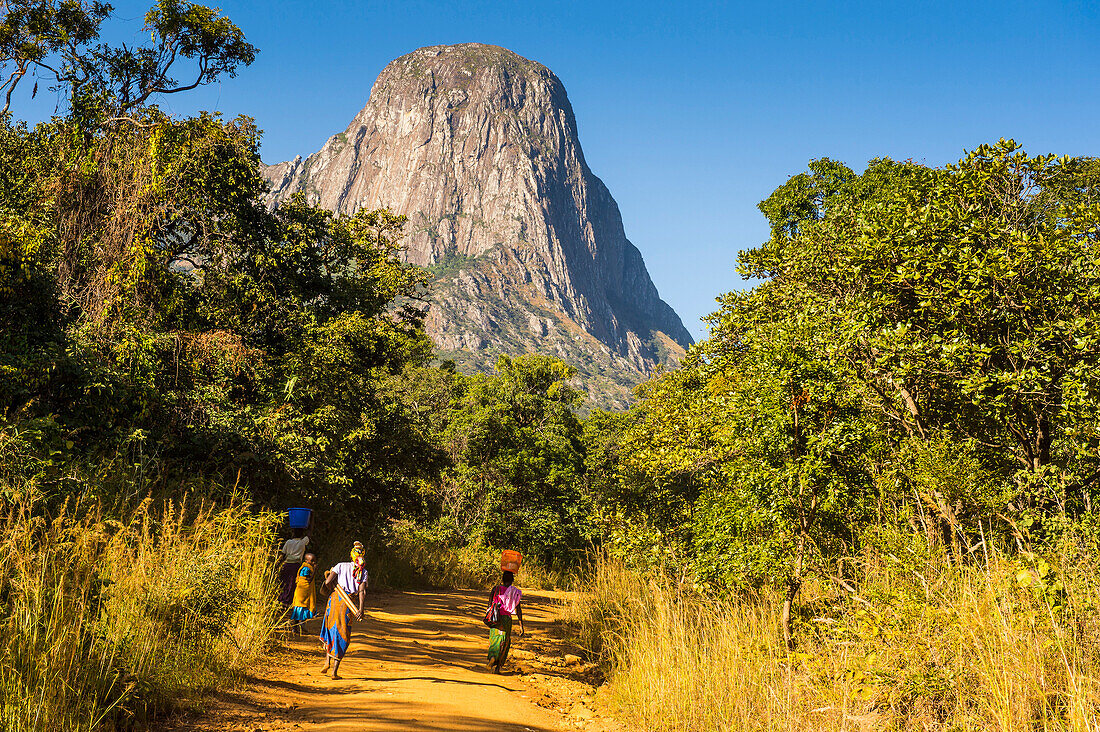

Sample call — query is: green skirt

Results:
[488,614,513,666]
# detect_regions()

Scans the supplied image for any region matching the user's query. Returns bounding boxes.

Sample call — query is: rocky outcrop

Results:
[263,43,692,408]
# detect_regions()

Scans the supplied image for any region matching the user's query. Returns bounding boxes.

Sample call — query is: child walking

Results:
[290,552,317,634]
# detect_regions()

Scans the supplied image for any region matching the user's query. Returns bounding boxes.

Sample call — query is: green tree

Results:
[428,353,593,565]
[623,287,873,643]
[0,1,439,535]
[0,0,255,120]
[751,141,1100,528]
[613,141,1100,642]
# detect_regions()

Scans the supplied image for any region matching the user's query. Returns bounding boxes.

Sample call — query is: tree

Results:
[428,353,593,565]
[612,141,1100,642]
[622,283,873,644]
[750,141,1100,525]
[0,0,255,120]
[0,1,441,534]
[0,0,109,114]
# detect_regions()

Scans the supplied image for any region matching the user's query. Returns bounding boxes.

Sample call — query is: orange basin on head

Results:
[500,549,522,573]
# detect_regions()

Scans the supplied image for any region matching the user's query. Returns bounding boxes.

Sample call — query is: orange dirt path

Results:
[159,588,626,732]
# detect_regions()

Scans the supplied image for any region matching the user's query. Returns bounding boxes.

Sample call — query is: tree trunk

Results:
[781,576,801,649]
[782,532,806,649]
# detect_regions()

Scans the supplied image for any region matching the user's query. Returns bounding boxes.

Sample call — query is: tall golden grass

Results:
[568,543,1100,731]
[0,495,281,731]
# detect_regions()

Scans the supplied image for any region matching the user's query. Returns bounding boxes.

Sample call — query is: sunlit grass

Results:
[0,494,281,731]
[378,520,566,590]
[567,549,1100,731]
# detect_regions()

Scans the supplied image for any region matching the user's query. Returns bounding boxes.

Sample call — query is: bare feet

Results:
[319,658,331,674]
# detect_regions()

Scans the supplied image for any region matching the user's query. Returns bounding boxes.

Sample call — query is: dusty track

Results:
[159,588,625,732]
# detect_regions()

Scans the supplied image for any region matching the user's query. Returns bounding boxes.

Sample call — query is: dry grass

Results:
[0,495,281,731]
[567,550,1100,732]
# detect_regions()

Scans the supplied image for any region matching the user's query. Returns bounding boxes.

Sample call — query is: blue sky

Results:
[18,1,1100,339]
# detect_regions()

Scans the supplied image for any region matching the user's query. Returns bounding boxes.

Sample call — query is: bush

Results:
[379,520,563,590]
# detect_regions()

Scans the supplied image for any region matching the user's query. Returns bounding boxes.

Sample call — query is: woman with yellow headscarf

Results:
[318,541,368,680]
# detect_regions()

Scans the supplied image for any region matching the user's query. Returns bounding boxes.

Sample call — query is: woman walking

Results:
[487,570,524,673]
[277,527,311,607]
[318,541,368,680]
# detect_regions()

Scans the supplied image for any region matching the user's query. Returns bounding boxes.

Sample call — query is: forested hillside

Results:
[3,2,1100,731]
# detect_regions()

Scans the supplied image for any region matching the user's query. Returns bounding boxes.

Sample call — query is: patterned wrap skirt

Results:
[290,564,315,621]
[319,588,355,659]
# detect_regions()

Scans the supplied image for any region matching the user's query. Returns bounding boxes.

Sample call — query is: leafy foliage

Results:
[0,2,438,536]
[0,1,613,578]
[0,0,255,118]
[406,353,598,567]
[607,141,1100,642]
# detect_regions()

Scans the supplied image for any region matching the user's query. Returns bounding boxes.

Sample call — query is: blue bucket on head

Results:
[287,508,311,529]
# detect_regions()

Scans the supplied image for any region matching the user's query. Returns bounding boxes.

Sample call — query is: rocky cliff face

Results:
[263,43,692,408]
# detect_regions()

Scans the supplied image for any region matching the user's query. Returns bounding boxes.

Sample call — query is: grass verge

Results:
[0,494,280,731]
[566,544,1100,731]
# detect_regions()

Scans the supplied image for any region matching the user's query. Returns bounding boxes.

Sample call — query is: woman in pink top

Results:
[487,570,524,673]
[318,542,368,680]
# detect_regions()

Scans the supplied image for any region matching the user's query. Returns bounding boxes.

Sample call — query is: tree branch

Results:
[828,575,874,608]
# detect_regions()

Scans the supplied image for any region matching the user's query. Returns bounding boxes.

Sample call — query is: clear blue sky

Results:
[19,1,1100,340]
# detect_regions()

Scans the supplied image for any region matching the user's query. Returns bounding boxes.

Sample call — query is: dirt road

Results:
[162,588,624,732]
